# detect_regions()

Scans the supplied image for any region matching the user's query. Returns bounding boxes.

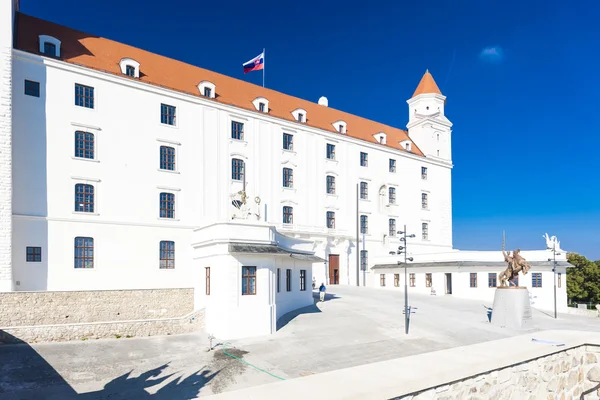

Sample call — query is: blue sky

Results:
[22,0,600,259]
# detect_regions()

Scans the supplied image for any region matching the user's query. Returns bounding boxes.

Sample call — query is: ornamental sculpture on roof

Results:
[543,233,561,251]
[230,190,261,221]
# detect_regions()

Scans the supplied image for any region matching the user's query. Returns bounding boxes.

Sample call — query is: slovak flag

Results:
[243,52,264,74]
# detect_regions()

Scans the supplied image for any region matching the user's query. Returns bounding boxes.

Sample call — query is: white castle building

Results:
[0,2,571,339]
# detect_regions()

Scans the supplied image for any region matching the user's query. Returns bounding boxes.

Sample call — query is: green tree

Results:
[566,252,600,305]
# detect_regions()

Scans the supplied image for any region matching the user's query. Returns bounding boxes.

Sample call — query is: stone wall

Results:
[0,288,194,327]
[395,345,600,400]
[0,309,204,344]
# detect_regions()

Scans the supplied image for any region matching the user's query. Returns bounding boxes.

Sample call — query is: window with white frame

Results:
[198,81,216,98]
[283,133,293,150]
[161,104,176,125]
[283,206,293,224]
[159,241,175,269]
[360,182,368,199]
[231,121,244,140]
[292,108,306,123]
[39,35,61,57]
[119,58,140,78]
[326,211,335,229]
[389,159,396,173]
[326,175,335,194]
[252,97,269,113]
[74,183,94,213]
[422,222,429,240]
[422,193,428,209]
[421,167,428,180]
[360,215,368,234]
[283,168,293,188]
[160,146,176,171]
[159,192,175,218]
[332,120,346,134]
[389,187,396,204]
[232,158,245,181]
[326,143,336,160]
[389,219,396,236]
[360,152,368,167]
[75,131,95,159]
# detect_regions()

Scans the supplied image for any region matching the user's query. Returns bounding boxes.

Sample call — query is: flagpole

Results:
[262,48,265,88]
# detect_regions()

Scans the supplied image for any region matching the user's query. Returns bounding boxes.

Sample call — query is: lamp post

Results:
[548,244,561,319]
[397,224,415,334]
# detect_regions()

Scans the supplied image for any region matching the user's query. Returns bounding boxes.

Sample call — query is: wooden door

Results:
[329,254,339,285]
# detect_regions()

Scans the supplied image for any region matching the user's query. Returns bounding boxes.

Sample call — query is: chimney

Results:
[318,96,328,107]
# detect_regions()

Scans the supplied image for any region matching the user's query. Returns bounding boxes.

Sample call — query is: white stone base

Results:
[0,279,12,292]
[491,287,533,330]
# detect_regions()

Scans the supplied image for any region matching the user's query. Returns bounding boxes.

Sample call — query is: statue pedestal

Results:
[490,287,533,330]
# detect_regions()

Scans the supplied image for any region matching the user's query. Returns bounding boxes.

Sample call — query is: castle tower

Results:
[406,70,453,162]
[0,0,16,291]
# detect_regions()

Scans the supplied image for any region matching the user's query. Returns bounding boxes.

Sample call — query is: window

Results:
[283,168,293,188]
[338,124,344,133]
[203,87,212,97]
[232,159,245,181]
[326,144,336,160]
[231,121,244,140]
[422,223,429,240]
[425,273,432,288]
[437,134,440,141]
[532,273,542,288]
[300,270,306,291]
[159,192,175,219]
[326,176,336,194]
[161,104,176,125]
[360,152,368,167]
[360,215,368,234]
[360,250,368,271]
[360,182,368,199]
[380,274,386,287]
[389,187,396,204]
[470,273,477,288]
[160,146,176,171]
[74,237,93,269]
[24,80,40,97]
[277,268,281,293]
[410,273,415,287]
[159,241,175,269]
[43,42,56,56]
[389,219,396,237]
[488,273,497,288]
[75,84,94,109]
[26,247,42,262]
[283,206,293,224]
[259,102,266,112]
[405,143,410,151]
[286,269,291,292]
[125,65,136,77]
[297,113,304,122]
[242,266,257,295]
[326,211,335,229]
[74,184,94,213]
[389,159,396,173]
[558,273,561,288]
[437,150,440,157]
[421,167,428,180]
[422,193,428,209]
[205,267,210,295]
[75,131,94,159]
[283,133,293,150]
[394,274,400,287]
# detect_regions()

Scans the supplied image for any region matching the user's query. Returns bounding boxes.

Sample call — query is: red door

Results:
[328,254,339,285]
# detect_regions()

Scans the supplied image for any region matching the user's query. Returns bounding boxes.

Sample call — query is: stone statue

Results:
[499,241,531,287]
[543,233,561,251]
[231,190,261,220]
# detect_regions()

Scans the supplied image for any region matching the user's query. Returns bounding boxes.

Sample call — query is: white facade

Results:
[1,5,571,339]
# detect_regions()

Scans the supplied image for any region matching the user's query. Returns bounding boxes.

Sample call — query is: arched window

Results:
[159,241,175,269]
[74,184,94,213]
[326,176,335,194]
[232,158,245,181]
[74,237,94,268]
[160,146,175,171]
[75,131,94,159]
[160,192,175,218]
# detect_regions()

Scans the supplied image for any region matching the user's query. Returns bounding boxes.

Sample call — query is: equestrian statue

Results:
[498,234,532,287]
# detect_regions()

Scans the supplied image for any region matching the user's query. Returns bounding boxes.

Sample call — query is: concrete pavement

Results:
[1,285,598,399]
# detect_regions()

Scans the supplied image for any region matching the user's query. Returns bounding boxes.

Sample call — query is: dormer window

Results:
[374,132,387,145]
[332,120,347,134]
[400,140,412,152]
[119,58,140,78]
[198,81,216,99]
[39,35,61,57]
[252,97,269,113]
[291,108,307,123]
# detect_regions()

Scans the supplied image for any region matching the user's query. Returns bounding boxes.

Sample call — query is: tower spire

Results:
[411,70,442,98]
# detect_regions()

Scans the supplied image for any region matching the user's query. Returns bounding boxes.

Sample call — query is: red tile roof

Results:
[411,69,442,98]
[15,13,426,156]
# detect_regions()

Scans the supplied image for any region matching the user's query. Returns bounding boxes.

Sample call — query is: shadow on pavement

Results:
[0,331,218,400]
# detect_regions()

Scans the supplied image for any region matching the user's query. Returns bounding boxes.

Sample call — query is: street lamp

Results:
[548,244,561,319]
[397,224,415,334]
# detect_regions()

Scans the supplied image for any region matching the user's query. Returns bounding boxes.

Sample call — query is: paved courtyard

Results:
[1,286,599,399]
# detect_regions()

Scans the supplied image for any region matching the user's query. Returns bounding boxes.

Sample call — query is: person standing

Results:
[319,283,326,302]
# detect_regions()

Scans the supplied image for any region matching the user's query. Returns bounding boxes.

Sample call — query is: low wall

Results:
[0,288,194,326]
[565,306,599,318]
[0,310,204,344]
[203,330,600,400]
